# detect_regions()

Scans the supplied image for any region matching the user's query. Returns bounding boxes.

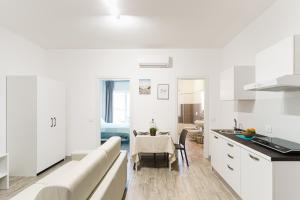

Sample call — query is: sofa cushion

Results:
[10,183,46,200]
[67,148,109,200]
[71,150,92,161]
[37,161,79,185]
[100,136,121,168]
[36,149,110,200]
[35,185,70,200]
[11,137,123,200]
[89,150,127,200]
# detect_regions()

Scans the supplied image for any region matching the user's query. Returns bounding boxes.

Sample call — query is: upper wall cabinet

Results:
[244,35,300,91]
[220,66,255,100]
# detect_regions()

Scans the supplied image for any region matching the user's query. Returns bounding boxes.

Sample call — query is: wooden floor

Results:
[125,139,240,200]
[0,138,239,200]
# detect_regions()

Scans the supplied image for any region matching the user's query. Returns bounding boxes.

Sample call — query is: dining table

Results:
[131,133,176,171]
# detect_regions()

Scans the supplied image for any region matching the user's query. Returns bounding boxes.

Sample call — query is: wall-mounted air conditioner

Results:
[138,55,171,68]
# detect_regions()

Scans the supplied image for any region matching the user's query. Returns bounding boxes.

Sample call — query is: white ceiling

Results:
[0,0,275,49]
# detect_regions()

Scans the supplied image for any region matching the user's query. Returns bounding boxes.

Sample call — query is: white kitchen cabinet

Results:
[241,148,272,200]
[244,35,300,91]
[255,35,300,82]
[210,130,300,200]
[222,139,241,195]
[7,76,66,176]
[210,131,241,195]
[210,132,224,175]
[220,66,255,100]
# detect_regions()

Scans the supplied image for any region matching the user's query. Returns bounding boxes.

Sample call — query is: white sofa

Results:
[11,137,127,200]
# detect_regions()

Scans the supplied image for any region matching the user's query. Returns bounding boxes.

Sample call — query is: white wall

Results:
[221,0,300,143]
[0,24,222,158]
[0,26,49,153]
[47,49,221,156]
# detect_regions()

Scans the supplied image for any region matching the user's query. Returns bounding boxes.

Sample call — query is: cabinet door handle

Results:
[50,117,53,127]
[249,154,260,161]
[54,117,56,127]
[227,164,234,171]
[227,154,234,159]
[227,143,234,147]
[214,136,218,139]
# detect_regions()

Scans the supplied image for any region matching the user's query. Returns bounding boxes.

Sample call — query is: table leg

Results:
[135,162,138,171]
[166,153,168,167]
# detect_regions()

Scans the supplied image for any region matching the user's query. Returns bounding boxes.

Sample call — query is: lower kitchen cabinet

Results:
[222,139,241,195]
[241,148,272,200]
[209,130,300,200]
[210,132,224,176]
[210,131,241,195]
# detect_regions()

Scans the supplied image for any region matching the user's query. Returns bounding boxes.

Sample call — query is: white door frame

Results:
[95,77,132,146]
[176,75,210,158]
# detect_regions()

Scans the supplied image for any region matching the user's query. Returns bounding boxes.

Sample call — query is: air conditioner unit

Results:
[138,56,171,68]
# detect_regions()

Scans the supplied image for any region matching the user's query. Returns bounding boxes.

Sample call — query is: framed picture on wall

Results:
[157,84,169,100]
[139,79,151,95]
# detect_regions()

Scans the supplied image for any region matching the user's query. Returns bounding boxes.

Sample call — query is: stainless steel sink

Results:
[212,129,243,135]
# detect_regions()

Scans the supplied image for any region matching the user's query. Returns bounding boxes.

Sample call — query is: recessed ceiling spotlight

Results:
[103,0,121,19]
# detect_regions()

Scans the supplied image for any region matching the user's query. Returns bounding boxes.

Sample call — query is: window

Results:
[112,90,130,123]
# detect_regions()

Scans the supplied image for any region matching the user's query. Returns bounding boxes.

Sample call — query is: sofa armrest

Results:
[71,150,92,161]
[10,183,45,200]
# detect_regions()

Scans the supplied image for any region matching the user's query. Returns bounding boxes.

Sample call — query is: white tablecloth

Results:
[131,135,176,170]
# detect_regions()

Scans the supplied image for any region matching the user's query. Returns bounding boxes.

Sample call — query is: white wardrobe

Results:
[7,76,66,176]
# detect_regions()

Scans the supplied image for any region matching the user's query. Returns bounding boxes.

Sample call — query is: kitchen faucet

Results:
[234,118,238,131]
[234,118,243,132]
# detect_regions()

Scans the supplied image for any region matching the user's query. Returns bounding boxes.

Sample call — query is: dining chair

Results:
[133,130,138,137]
[133,130,138,170]
[175,129,189,166]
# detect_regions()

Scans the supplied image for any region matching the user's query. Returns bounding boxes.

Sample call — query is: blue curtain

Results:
[105,81,114,123]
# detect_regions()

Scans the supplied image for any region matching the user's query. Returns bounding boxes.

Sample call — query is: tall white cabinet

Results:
[7,76,66,176]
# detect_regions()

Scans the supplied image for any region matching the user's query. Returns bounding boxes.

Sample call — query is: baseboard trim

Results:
[37,158,65,176]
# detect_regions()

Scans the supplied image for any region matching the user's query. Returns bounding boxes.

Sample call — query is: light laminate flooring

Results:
[125,139,240,200]
[1,138,239,200]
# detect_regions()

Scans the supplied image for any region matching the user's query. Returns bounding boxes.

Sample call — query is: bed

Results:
[100,119,130,142]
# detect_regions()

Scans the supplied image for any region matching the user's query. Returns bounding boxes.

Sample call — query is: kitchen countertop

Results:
[211,129,300,161]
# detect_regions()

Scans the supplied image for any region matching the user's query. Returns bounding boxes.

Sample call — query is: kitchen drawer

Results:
[225,151,240,170]
[222,138,240,161]
[224,160,241,195]
[224,139,240,157]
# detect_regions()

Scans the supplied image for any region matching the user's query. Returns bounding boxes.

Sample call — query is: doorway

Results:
[177,79,205,149]
[99,79,130,151]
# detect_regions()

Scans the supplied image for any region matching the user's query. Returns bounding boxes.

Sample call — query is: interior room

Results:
[1,0,300,200]
[177,79,205,146]
[100,79,130,151]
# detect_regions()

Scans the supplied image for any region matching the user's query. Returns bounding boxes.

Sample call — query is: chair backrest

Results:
[179,129,188,147]
[133,130,137,137]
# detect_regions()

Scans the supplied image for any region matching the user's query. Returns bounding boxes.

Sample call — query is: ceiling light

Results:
[103,0,120,19]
